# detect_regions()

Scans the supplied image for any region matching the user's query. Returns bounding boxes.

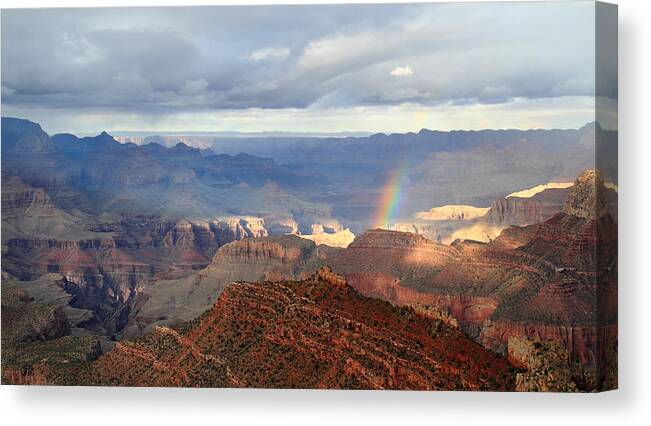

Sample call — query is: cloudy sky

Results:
[1,2,608,134]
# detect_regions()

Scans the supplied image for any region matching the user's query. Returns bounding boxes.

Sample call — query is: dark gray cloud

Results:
[0,2,609,132]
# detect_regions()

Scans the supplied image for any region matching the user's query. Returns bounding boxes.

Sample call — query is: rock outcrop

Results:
[508,337,577,392]
[562,169,610,220]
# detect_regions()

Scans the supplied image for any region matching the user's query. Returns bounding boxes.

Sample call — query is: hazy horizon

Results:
[4,114,601,139]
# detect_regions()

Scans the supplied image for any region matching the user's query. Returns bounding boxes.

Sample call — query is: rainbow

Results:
[373,163,408,229]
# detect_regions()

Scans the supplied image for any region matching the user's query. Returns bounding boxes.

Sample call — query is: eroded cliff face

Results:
[3,210,272,336]
[485,187,570,226]
[158,216,269,263]
[124,235,340,337]
[1,177,54,218]
[344,271,497,338]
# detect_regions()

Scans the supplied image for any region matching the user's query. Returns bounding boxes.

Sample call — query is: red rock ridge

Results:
[81,269,515,390]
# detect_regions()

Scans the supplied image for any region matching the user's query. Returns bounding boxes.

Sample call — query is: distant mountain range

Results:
[2,117,336,229]
[112,129,374,139]
[2,116,616,234]
[153,122,613,226]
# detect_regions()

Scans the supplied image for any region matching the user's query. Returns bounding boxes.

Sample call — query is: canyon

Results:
[1,117,617,391]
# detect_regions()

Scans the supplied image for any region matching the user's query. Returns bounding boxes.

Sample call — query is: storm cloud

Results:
[0,2,609,133]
